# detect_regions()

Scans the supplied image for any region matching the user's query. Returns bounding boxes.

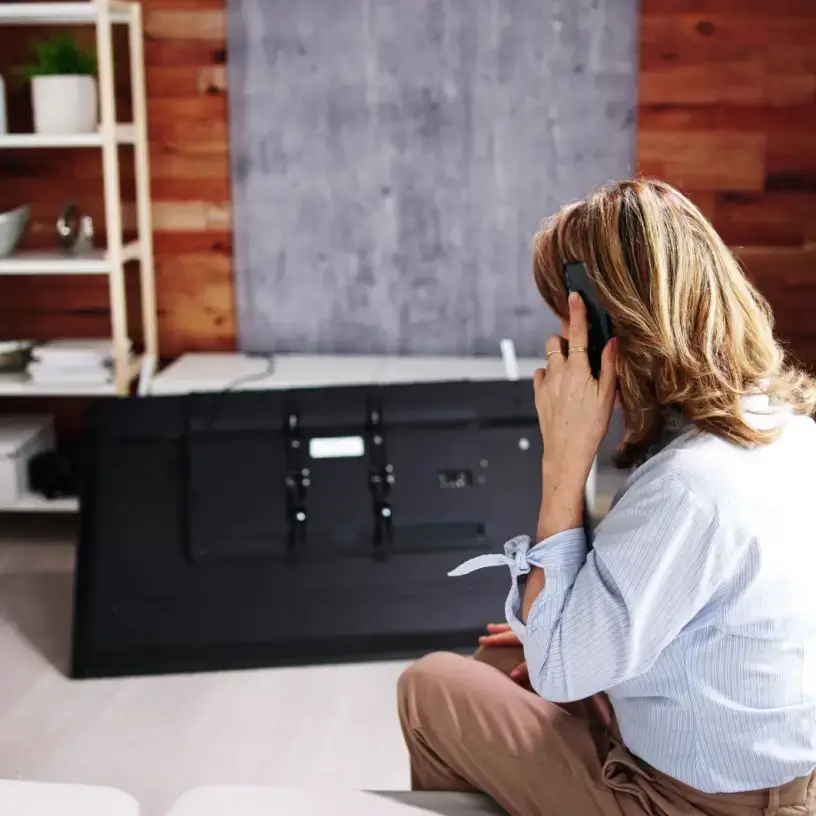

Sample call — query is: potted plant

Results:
[20,34,98,135]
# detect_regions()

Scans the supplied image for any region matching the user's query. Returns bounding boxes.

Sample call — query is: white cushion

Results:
[0,780,139,816]
[166,787,504,816]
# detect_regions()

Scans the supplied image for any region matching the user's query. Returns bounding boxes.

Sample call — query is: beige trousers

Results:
[397,648,816,816]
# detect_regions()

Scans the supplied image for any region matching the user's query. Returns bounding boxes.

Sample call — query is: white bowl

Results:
[0,205,30,258]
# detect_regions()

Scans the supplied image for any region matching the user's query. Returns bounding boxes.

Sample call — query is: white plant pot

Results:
[32,75,98,135]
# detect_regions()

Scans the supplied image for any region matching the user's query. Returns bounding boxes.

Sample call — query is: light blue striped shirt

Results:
[451,396,816,793]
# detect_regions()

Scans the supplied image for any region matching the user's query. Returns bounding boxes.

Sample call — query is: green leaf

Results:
[18,33,97,78]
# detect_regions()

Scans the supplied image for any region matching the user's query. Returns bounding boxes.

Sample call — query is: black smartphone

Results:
[563,261,613,548]
[564,261,613,379]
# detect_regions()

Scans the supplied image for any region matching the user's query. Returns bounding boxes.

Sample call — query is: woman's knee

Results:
[398,651,466,694]
[397,652,469,723]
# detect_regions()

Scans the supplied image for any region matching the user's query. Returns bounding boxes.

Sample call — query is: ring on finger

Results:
[546,349,563,359]
[569,346,588,353]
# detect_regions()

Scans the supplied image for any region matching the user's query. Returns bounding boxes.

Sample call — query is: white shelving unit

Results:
[0,0,157,398]
[0,0,158,511]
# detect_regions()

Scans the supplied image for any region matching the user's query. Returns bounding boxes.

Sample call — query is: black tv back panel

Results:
[72,379,542,678]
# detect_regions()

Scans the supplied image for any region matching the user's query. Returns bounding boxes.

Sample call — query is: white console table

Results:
[149,352,543,395]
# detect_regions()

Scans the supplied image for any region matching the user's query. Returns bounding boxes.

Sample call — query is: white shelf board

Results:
[0,354,142,396]
[0,250,109,275]
[0,492,78,513]
[0,241,141,275]
[0,3,132,25]
[0,125,135,149]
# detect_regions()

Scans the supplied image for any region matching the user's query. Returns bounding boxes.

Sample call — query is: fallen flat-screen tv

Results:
[72,379,542,678]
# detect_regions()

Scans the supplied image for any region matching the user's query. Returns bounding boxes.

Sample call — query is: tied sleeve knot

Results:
[448,535,534,578]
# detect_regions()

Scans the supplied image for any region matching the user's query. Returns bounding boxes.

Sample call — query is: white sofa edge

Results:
[0,779,139,815]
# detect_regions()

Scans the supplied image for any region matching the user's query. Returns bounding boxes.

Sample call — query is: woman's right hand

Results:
[479,622,520,647]
[479,623,529,684]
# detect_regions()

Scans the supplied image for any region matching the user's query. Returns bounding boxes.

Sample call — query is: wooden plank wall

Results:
[141,0,233,356]
[0,0,814,366]
[638,0,816,367]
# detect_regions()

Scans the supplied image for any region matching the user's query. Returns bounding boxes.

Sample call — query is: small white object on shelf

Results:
[33,337,127,366]
[0,414,55,508]
[28,362,112,386]
[27,337,129,388]
[33,75,98,135]
[0,370,135,396]
[0,353,142,397]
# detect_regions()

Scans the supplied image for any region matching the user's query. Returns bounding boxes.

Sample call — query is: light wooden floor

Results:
[0,520,411,816]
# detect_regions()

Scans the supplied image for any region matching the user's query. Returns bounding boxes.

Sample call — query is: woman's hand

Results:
[534,292,617,491]
[478,623,529,684]
[530,292,617,547]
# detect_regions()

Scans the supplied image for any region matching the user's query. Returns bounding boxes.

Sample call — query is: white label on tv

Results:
[309,435,365,459]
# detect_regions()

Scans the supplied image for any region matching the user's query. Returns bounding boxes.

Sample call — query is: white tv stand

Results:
[149,352,543,395]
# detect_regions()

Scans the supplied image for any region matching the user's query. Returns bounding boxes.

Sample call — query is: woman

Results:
[397,180,816,816]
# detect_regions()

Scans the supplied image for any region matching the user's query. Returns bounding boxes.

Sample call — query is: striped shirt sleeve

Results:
[513,474,732,702]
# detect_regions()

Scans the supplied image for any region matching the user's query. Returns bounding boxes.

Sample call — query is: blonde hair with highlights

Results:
[532,179,816,468]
